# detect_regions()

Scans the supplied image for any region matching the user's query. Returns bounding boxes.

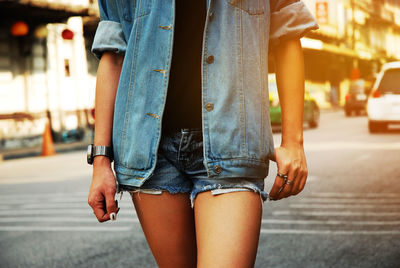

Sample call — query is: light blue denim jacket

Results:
[92,0,318,187]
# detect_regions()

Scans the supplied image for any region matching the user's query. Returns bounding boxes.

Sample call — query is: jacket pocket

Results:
[227,0,265,15]
[121,0,152,21]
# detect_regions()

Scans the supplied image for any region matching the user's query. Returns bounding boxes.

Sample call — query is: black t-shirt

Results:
[162,0,206,133]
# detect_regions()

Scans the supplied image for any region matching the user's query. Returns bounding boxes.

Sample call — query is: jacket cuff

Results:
[91,20,127,59]
[269,1,319,48]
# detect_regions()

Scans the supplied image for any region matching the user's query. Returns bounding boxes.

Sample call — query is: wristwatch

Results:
[87,144,113,165]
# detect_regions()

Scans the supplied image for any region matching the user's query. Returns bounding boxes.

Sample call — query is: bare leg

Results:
[131,192,197,268]
[194,191,263,268]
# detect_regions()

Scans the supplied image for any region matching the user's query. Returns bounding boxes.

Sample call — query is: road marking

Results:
[2,218,398,226]
[0,175,89,185]
[0,195,89,201]
[1,218,398,226]
[1,191,89,198]
[260,229,400,235]
[0,217,139,223]
[17,203,133,209]
[0,209,137,216]
[306,175,317,182]
[0,192,130,201]
[0,199,88,204]
[261,219,400,225]
[289,204,400,209]
[354,153,371,163]
[0,197,133,204]
[305,142,400,151]
[305,192,399,198]
[272,211,400,217]
[294,199,400,204]
[0,226,132,232]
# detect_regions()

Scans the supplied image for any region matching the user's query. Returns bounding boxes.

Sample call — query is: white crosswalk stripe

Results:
[0,226,133,231]
[260,219,400,226]
[260,229,400,235]
[0,192,138,231]
[0,217,140,223]
[261,192,400,235]
[0,192,400,234]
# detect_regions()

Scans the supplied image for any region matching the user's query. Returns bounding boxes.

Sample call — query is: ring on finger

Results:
[285,179,293,185]
[277,172,288,180]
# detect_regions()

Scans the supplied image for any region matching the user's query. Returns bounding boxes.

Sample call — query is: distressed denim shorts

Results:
[119,128,268,207]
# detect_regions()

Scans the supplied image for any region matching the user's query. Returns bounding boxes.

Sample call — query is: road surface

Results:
[0,111,399,267]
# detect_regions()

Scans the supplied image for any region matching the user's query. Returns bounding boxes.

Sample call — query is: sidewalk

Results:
[0,139,90,161]
[0,150,91,184]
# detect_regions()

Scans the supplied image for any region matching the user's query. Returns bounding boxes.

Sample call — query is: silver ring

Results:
[285,179,293,185]
[277,172,288,180]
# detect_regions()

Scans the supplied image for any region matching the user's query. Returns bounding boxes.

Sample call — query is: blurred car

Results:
[344,79,368,116]
[367,61,400,133]
[268,75,320,128]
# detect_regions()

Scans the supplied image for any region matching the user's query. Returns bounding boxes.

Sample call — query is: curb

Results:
[0,141,89,161]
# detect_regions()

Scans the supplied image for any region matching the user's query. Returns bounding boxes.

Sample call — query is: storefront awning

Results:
[301,38,358,58]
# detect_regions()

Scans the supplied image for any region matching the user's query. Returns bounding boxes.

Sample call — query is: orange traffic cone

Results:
[41,122,56,156]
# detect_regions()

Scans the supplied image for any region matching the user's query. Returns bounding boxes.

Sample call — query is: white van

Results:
[367,62,400,132]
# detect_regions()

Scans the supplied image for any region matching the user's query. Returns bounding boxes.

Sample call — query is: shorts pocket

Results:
[227,0,265,15]
[121,0,152,21]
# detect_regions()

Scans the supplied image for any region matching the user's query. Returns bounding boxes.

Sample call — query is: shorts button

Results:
[213,165,222,174]
[206,55,214,64]
[205,103,214,111]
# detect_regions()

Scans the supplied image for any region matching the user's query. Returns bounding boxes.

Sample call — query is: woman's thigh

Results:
[194,190,263,268]
[131,191,197,268]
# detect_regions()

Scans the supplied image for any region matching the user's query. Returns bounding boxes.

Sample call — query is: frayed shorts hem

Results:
[119,183,268,208]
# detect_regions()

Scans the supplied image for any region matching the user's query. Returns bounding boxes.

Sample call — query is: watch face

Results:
[87,144,94,165]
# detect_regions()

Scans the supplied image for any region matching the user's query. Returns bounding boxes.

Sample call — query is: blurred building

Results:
[1,0,400,150]
[300,0,400,107]
[0,0,99,150]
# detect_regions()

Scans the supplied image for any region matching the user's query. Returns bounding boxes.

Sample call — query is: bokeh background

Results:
[0,0,399,153]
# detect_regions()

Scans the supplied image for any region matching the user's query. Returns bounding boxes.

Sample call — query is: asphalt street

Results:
[0,110,399,268]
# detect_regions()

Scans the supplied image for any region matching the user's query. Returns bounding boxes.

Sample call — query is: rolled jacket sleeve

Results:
[269,0,319,48]
[91,0,127,59]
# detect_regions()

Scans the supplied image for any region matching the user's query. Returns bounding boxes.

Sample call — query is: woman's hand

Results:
[88,157,119,222]
[269,144,308,200]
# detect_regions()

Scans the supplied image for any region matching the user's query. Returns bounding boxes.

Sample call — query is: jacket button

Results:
[205,103,214,111]
[213,165,222,174]
[206,55,214,64]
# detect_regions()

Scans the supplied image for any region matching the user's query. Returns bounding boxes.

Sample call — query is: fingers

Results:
[276,168,297,199]
[269,173,286,200]
[88,187,118,222]
[105,188,118,220]
[295,167,308,194]
[269,146,308,201]
[269,164,308,201]
[88,192,108,222]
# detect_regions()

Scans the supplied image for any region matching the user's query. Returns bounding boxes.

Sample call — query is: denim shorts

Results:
[119,128,268,207]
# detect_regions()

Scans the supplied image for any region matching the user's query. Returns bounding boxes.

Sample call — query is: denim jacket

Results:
[92,0,318,187]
